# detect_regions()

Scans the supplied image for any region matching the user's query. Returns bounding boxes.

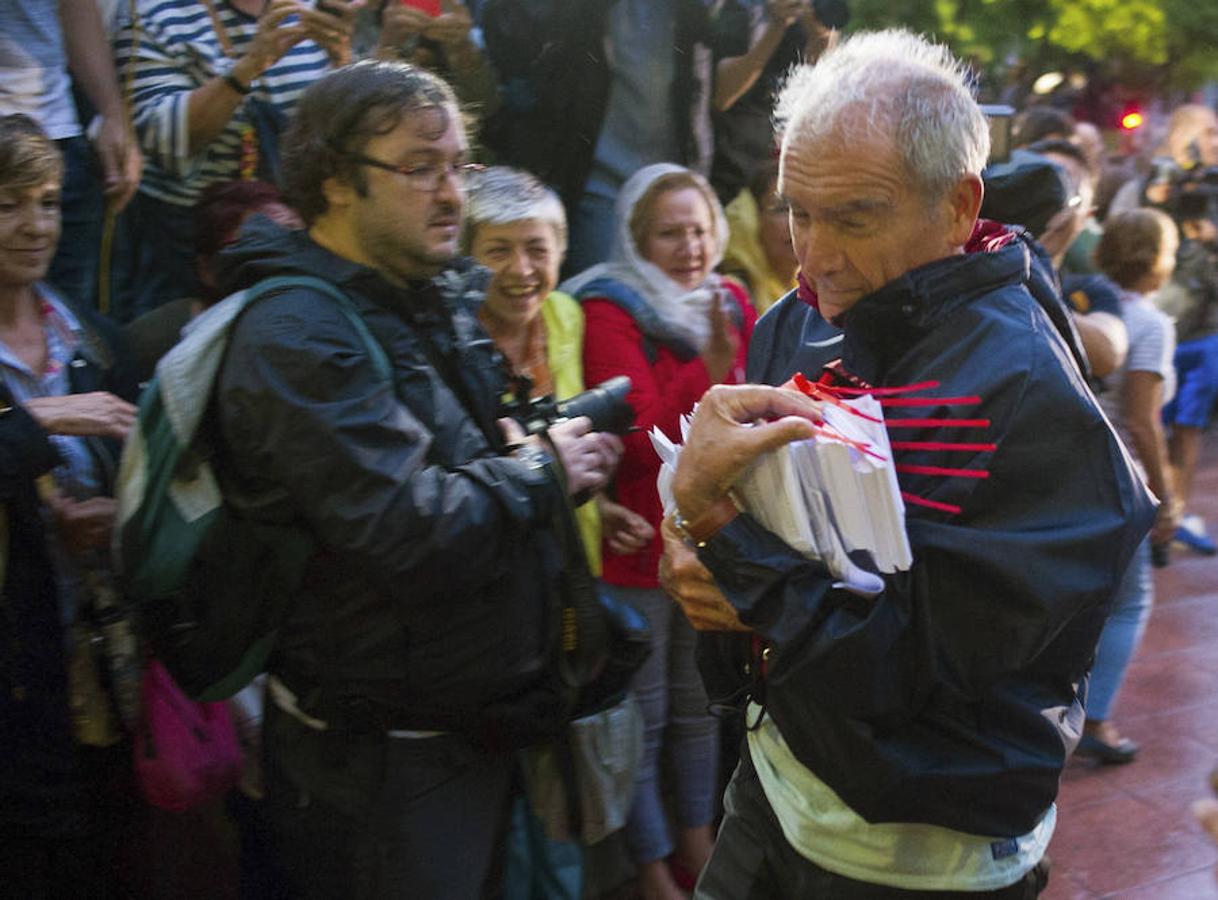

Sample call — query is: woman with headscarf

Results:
[564,163,754,899]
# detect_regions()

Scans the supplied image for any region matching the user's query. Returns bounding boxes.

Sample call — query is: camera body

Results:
[505,375,635,438]
[1146,156,1218,229]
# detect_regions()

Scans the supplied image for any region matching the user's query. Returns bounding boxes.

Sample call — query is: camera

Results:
[506,375,635,437]
[1145,156,1218,228]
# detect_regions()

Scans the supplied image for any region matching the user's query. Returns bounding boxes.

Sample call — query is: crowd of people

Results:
[1,2,1217,899]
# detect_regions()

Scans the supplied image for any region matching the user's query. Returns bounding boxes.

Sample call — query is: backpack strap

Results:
[242,275,392,384]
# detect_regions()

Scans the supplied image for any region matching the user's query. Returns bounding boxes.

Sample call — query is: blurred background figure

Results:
[720,159,798,315]
[358,0,499,118]
[981,137,1129,380]
[123,178,304,382]
[1011,105,1076,150]
[1027,138,1130,380]
[565,163,754,900]
[1084,208,1181,763]
[110,0,358,322]
[0,0,142,309]
[481,0,748,276]
[0,112,142,900]
[709,0,838,206]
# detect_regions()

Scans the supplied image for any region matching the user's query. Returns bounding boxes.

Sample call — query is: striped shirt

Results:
[0,1,79,139]
[114,0,332,206]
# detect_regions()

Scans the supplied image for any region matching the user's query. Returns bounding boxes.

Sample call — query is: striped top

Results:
[114,0,332,206]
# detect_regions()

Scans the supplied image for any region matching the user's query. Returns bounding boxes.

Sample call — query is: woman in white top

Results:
[1081,207,1181,763]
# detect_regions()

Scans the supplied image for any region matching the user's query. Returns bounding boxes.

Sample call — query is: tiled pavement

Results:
[1044,440,1218,899]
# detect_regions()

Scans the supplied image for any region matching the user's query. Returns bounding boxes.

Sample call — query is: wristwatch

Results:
[512,442,554,474]
[672,495,740,548]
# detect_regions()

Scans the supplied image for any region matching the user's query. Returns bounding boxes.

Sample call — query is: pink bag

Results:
[134,659,243,812]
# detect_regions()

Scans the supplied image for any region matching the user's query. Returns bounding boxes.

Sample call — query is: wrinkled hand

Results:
[92,115,142,213]
[598,495,655,556]
[659,514,748,631]
[25,392,136,440]
[300,0,363,65]
[700,292,740,385]
[46,493,118,558]
[672,384,821,522]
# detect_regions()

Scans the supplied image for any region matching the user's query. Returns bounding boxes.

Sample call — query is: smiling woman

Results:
[0,114,142,898]
[465,167,605,567]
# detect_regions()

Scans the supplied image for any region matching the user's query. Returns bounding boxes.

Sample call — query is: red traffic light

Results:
[1121,111,1145,131]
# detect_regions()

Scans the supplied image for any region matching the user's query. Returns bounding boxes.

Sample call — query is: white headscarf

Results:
[561,163,730,353]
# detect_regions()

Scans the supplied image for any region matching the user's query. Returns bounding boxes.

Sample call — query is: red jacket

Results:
[582,280,755,587]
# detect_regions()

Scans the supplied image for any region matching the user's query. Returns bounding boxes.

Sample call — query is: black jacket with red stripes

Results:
[696,230,1155,837]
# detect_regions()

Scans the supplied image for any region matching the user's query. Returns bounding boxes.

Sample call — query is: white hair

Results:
[775,29,989,199]
[464,165,568,253]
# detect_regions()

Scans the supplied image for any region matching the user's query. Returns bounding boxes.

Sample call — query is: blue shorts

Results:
[1164,334,1218,429]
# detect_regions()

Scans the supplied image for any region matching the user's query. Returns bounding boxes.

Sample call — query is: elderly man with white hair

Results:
[659,30,1155,898]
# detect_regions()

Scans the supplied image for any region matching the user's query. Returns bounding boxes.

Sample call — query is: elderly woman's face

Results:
[0,178,61,289]
[640,187,716,291]
[472,218,562,328]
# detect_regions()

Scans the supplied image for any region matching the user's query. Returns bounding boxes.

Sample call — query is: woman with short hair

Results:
[1081,207,1181,763]
[0,113,140,897]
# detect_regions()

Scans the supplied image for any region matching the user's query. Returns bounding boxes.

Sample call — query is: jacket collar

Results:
[839,238,1041,382]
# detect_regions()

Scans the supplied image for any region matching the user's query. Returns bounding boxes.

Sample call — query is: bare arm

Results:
[714,13,792,112]
[1122,369,1177,542]
[59,0,142,209]
[186,0,309,154]
[1073,311,1128,379]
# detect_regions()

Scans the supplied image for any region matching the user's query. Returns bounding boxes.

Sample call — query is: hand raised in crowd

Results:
[801,6,838,57]
[25,391,136,441]
[299,0,363,65]
[378,0,474,58]
[766,0,809,27]
[659,514,749,631]
[426,0,475,53]
[378,2,433,49]
[672,384,821,522]
[232,1,311,85]
[700,291,741,385]
[45,492,119,559]
[598,495,655,556]
[92,114,142,213]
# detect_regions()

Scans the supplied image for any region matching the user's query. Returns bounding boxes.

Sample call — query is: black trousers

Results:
[696,746,1051,900]
[261,700,514,900]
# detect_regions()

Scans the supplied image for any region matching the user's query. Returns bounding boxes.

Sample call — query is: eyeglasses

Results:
[345,155,484,192]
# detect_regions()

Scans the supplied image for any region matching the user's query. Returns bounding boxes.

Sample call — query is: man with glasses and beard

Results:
[206,61,620,899]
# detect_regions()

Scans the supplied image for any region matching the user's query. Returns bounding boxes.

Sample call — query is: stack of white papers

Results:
[652,394,911,595]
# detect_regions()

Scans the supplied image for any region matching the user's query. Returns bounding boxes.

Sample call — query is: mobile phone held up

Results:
[401,0,442,15]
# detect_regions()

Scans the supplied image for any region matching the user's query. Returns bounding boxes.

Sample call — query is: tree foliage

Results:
[846,0,1218,91]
